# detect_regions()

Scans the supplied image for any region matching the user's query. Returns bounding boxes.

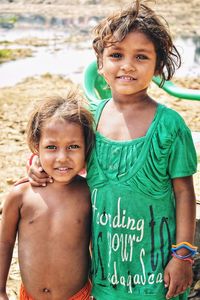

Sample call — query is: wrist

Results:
[172,253,194,265]
[171,241,197,260]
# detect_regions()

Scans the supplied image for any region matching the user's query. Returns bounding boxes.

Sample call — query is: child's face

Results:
[99,31,157,98]
[38,118,85,185]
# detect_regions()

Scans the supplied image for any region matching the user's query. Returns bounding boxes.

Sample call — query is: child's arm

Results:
[14,155,52,187]
[164,176,196,299]
[27,155,52,187]
[0,188,21,299]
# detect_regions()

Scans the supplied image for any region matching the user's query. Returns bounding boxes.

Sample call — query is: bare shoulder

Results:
[3,181,31,211]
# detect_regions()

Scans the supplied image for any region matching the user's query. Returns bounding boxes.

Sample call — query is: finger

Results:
[29,155,45,175]
[34,156,46,173]
[174,284,185,297]
[29,166,43,177]
[28,175,48,187]
[29,171,53,184]
[28,178,45,187]
[166,282,178,299]
[29,173,53,185]
[164,272,170,288]
[14,177,29,186]
[32,155,40,167]
[34,171,53,183]
[28,167,49,180]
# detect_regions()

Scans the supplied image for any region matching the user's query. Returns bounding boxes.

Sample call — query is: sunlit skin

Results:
[0,118,91,300]
[99,31,157,103]
[38,118,86,187]
[96,31,159,142]
[97,31,196,300]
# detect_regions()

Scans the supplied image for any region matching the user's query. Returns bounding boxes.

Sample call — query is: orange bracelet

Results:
[172,253,194,265]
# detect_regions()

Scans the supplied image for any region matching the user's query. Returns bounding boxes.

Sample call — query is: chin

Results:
[116,88,135,94]
[54,177,74,184]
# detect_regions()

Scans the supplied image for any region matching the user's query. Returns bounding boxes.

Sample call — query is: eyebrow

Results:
[109,45,154,53]
[109,45,122,50]
[135,48,155,53]
[43,138,82,143]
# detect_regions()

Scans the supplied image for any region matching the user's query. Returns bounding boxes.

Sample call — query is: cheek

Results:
[79,152,86,166]
[39,152,54,167]
[100,57,116,78]
[77,150,86,167]
[100,66,114,84]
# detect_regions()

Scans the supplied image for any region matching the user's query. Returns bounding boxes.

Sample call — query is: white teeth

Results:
[120,76,134,80]
[58,167,68,171]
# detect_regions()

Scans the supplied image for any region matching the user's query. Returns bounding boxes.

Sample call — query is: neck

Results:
[112,88,153,109]
[47,177,77,191]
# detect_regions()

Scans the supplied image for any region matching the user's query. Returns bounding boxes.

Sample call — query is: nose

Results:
[56,149,69,162]
[120,59,135,73]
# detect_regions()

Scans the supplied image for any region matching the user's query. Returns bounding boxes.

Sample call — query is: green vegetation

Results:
[0,49,13,60]
[0,15,18,24]
[0,48,32,63]
[0,41,11,46]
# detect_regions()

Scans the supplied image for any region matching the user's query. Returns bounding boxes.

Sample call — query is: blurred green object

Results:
[83,60,200,102]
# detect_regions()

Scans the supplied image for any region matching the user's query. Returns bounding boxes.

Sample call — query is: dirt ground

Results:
[0,0,200,298]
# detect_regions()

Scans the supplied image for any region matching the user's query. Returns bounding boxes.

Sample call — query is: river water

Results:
[0,27,200,88]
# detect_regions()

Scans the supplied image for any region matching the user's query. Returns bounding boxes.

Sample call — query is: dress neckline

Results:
[93,101,165,182]
[95,99,163,145]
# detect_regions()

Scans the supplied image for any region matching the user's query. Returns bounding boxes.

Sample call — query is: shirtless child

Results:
[0,91,94,300]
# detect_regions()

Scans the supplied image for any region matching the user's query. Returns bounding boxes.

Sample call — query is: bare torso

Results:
[17,176,91,300]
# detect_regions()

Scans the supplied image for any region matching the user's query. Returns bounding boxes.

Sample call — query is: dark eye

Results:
[110,53,122,58]
[136,54,148,61]
[68,145,80,150]
[46,145,56,150]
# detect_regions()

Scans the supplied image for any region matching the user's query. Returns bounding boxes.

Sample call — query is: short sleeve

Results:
[168,127,197,178]
[88,100,98,116]
[89,99,110,125]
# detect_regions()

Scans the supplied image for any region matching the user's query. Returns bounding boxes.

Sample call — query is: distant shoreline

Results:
[0,1,200,37]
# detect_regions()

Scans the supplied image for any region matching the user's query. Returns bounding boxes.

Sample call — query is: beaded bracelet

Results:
[171,253,194,265]
[171,242,198,259]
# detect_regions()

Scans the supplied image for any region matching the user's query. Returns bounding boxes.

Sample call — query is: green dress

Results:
[87,100,197,300]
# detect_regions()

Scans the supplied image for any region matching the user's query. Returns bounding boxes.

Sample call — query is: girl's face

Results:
[38,118,85,185]
[99,31,157,99]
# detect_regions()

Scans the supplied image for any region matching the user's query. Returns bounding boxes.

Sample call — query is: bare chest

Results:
[98,110,154,141]
[19,193,90,239]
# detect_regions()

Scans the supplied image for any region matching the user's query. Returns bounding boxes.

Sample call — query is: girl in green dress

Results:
[27,1,197,299]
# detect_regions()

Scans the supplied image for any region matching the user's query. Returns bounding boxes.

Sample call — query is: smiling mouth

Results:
[55,167,71,172]
[117,76,136,81]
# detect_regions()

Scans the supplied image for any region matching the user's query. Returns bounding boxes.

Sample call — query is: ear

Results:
[97,57,104,75]
[79,167,86,176]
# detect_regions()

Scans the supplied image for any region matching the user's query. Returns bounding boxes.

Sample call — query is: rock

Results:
[6,178,17,185]
[195,219,200,250]
[194,280,200,291]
